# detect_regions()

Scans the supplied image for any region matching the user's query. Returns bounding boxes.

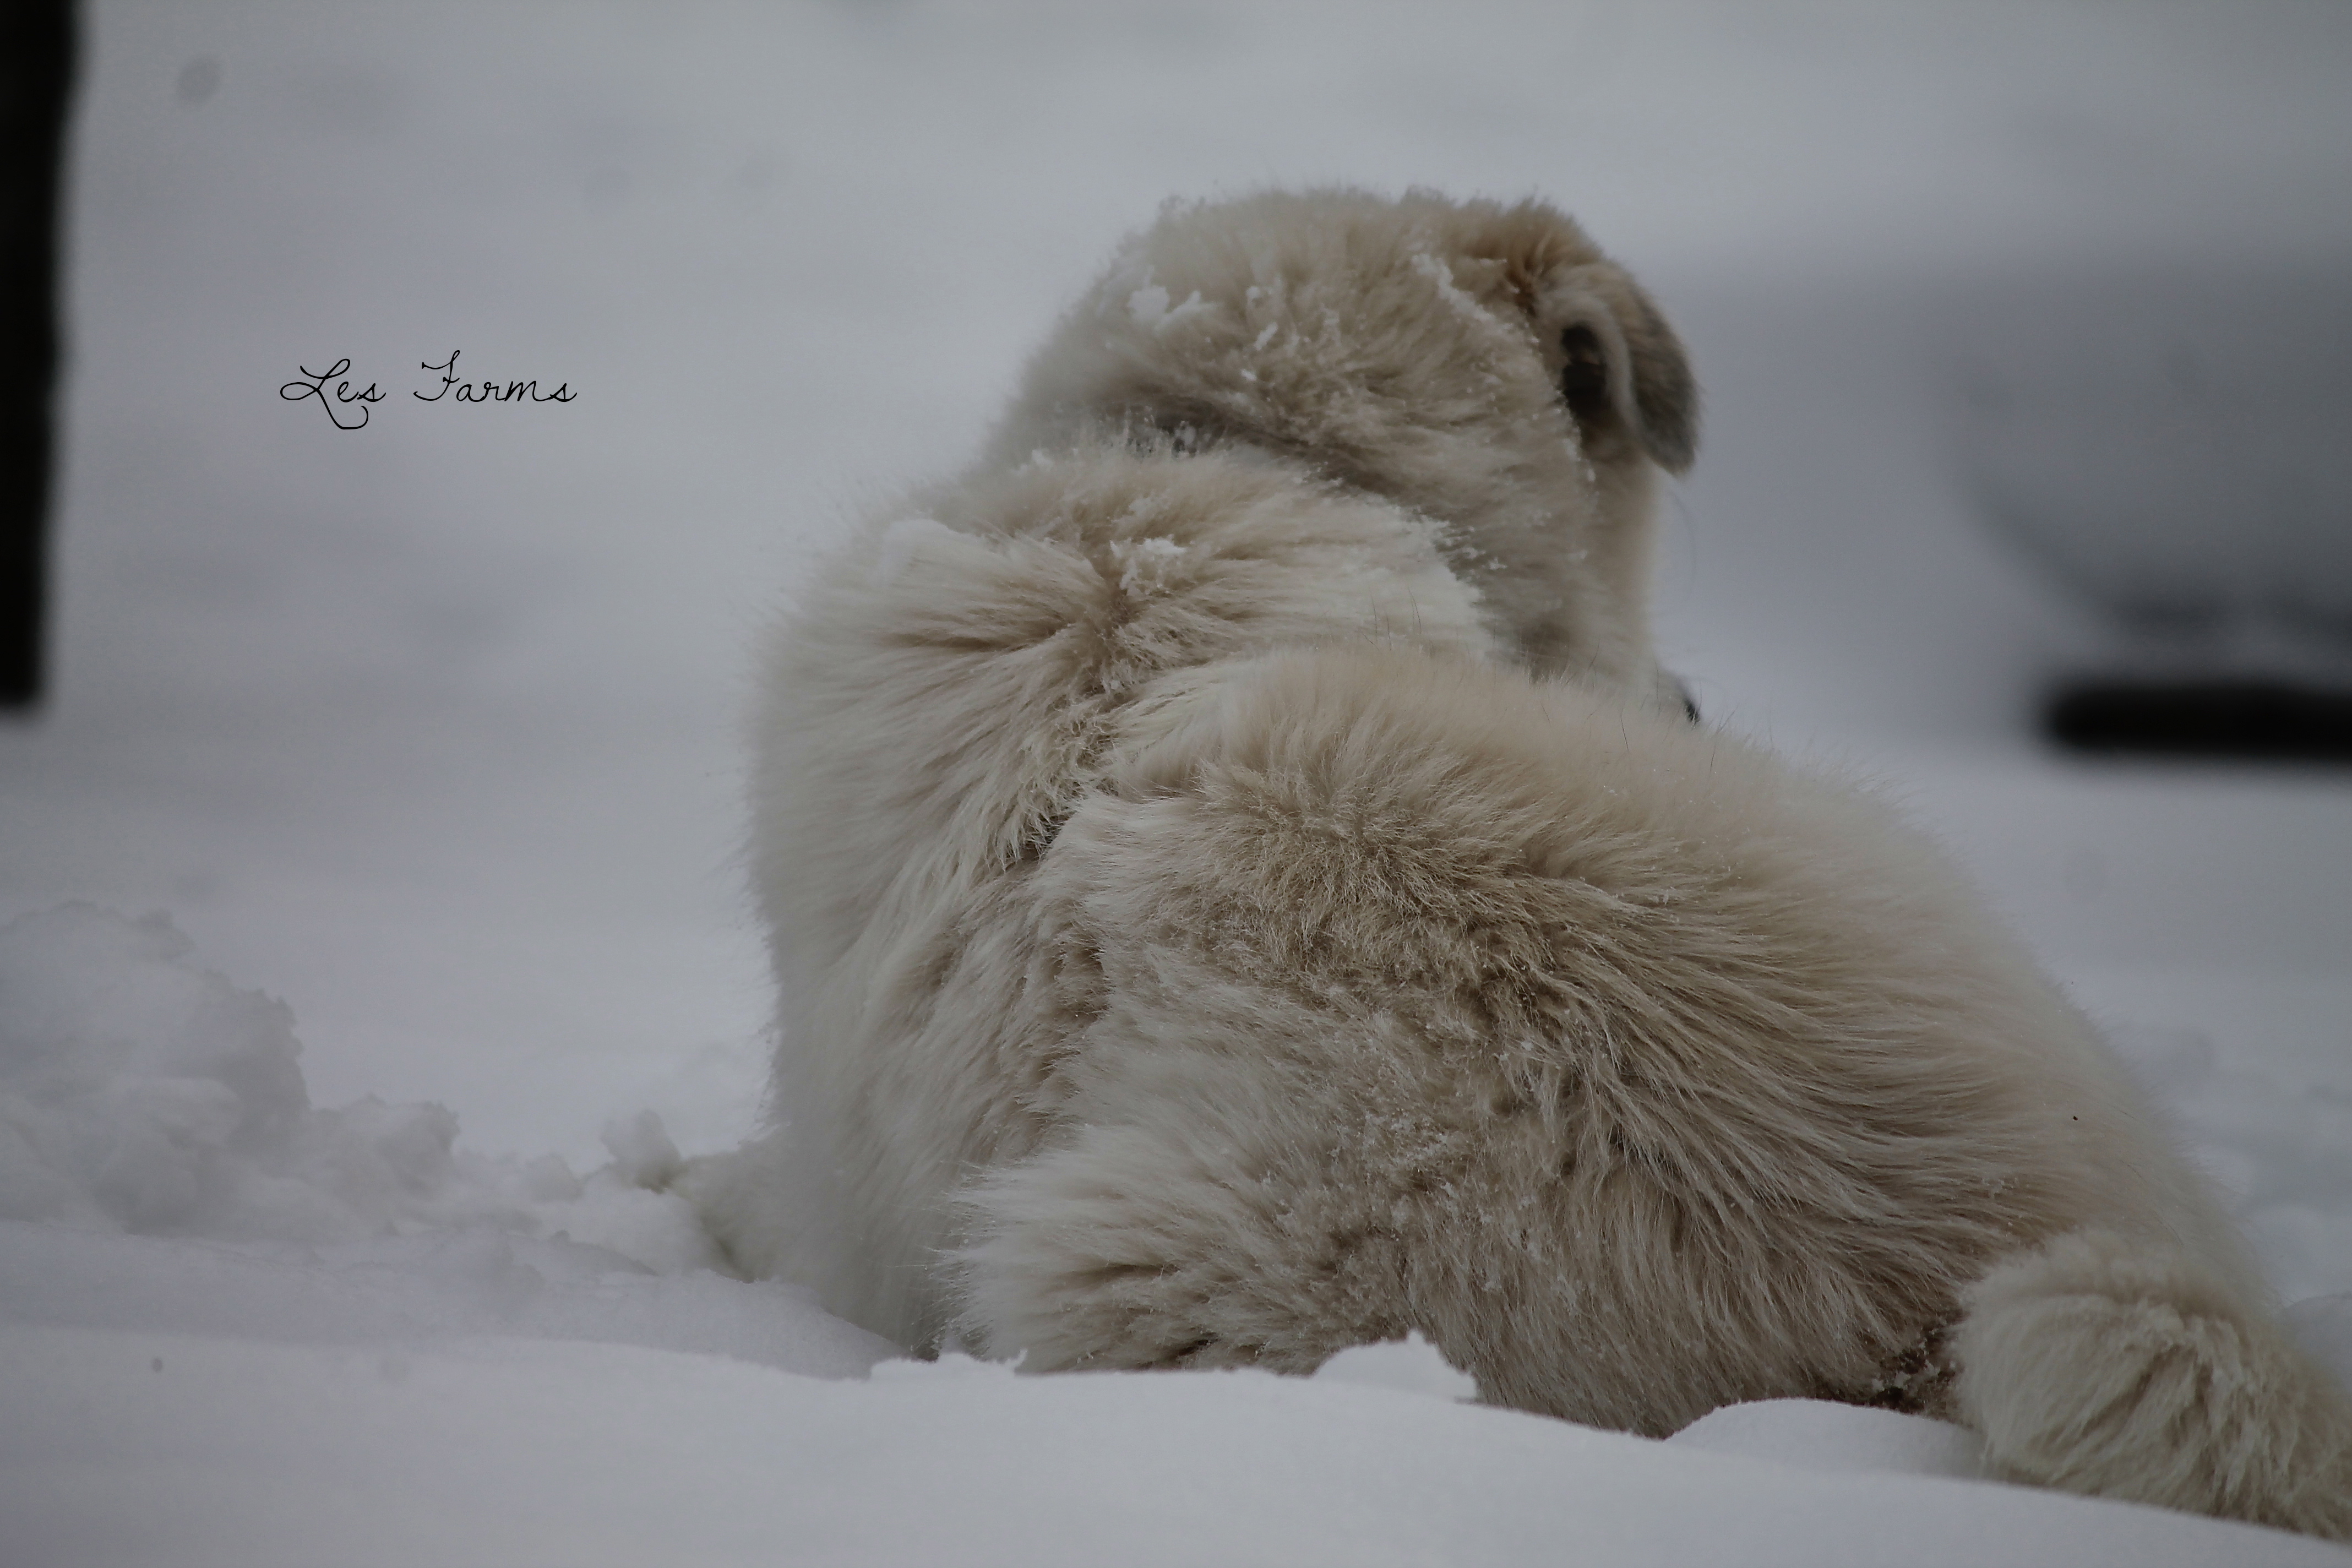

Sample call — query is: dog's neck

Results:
[982,400,1668,705]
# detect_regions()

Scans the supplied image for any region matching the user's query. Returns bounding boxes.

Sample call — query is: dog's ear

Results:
[1437,197,1700,472]
[1447,203,1698,472]
[1543,264,1699,474]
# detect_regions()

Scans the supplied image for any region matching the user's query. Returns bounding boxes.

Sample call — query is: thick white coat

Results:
[694,190,2352,1539]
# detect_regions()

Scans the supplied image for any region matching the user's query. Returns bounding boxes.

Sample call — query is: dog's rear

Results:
[707,189,2352,1538]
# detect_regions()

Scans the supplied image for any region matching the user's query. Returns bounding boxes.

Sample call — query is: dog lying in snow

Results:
[690,188,2352,1538]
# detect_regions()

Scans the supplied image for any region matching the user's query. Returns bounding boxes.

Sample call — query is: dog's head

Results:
[992,188,1698,710]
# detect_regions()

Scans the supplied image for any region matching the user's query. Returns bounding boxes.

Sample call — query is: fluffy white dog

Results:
[692,189,2351,1538]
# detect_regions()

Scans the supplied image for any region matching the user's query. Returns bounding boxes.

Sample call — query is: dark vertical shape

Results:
[0,1,76,711]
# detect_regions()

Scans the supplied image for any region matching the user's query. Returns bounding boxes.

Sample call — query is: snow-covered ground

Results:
[4,3,2350,1562]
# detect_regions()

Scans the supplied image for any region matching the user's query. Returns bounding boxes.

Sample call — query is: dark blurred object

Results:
[0,1,75,711]
[2046,680,2352,764]
[1940,270,2352,761]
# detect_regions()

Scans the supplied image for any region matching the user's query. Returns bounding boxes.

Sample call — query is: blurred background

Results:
[0,4,2346,1292]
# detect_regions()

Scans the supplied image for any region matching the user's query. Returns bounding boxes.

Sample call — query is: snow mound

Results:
[869,1349,1020,1384]
[1670,1398,1987,1480]
[0,904,895,1379]
[0,903,703,1263]
[1311,1329,1481,1401]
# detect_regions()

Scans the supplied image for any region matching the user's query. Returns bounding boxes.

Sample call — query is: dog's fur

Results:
[692,189,2352,1537]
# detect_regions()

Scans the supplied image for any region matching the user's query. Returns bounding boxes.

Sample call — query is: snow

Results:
[1128,279,1212,334]
[3,2,2350,1563]
[0,902,717,1273]
[1409,250,1515,341]
[19,1326,2347,1568]
[1110,532,1188,594]
[0,905,891,1379]
[1669,1397,1988,1483]
[1310,1329,1482,1402]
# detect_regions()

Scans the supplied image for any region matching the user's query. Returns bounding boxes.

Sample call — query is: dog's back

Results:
[701,189,2352,1538]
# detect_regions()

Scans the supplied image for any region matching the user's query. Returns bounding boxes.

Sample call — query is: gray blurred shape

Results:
[1944,269,2352,654]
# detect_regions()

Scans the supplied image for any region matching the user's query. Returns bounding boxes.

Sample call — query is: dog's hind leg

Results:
[949,1019,1423,1378]
[1954,1229,2352,1538]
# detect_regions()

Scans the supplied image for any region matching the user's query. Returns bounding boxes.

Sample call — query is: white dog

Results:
[692,189,2351,1538]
